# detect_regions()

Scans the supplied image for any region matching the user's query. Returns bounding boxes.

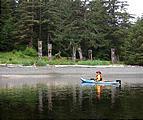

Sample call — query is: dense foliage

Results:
[0,0,143,65]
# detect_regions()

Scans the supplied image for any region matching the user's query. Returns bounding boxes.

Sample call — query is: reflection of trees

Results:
[111,86,121,104]
[1,84,143,119]
[47,86,52,111]
[38,88,43,112]
[79,87,83,107]
[72,85,84,109]
[111,87,116,103]
[72,86,77,105]
[89,88,93,105]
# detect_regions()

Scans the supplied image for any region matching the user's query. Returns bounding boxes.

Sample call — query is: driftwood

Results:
[55,51,61,58]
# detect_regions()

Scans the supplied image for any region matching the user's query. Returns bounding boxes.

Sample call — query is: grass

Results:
[0,51,37,65]
[77,60,111,65]
[36,60,47,66]
[22,61,34,66]
[0,50,120,66]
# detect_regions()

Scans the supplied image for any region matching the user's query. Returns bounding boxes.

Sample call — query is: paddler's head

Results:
[96,70,101,74]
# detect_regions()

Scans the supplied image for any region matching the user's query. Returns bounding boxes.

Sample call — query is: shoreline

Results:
[0,64,142,68]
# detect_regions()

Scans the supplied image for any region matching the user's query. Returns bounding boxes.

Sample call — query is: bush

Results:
[23,47,37,57]
[36,60,47,66]
[14,51,26,58]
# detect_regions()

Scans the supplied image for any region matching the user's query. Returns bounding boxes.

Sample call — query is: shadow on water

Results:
[0,75,143,119]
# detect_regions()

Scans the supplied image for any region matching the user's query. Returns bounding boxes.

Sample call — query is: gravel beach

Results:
[0,65,143,87]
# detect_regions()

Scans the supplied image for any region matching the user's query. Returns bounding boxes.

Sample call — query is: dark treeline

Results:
[0,0,143,65]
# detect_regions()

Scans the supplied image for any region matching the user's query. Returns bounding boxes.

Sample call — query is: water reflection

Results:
[0,76,143,119]
[47,86,52,111]
[38,88,43,112]
[81,82,121,101]
[95,85,104,100]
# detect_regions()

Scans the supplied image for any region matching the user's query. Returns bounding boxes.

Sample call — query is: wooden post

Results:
[48,44,52,61]
[111,48,116,64]
[72,46,76,63]
[38,41,42,60]
[78,47,83,61]
[88,50,92,60]
[116,55,120,64]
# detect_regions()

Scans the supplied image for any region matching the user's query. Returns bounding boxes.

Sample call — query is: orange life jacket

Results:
[96,74,103,81]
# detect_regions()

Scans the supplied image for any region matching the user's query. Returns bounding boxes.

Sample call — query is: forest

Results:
[0,0,143,65]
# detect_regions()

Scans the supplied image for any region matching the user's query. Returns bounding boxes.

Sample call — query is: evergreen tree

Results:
[123,17,143,65]
[13,0,39,49]
[86,0,110,59]
[105,0,132,61]
[0,0,16,51]
[41,0,61,55]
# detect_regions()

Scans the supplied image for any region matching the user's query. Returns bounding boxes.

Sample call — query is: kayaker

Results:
[96,70,103,81]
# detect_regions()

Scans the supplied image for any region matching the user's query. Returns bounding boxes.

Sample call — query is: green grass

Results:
[22,60,34,66]
[0,51,37,65]
[42,56,74,65]
[77,60,111,65]
[36,60,47,66]
[0,51,117,66]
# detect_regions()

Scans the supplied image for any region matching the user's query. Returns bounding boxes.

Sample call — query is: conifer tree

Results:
[106,0,131,60]
[13,0,38,48]
[0,0,16,51]
[123,17,143,65]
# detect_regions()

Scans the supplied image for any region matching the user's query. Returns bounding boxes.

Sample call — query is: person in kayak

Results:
[96,70,103,81]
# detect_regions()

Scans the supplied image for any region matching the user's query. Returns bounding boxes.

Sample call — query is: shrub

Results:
[36,60,47,66]
[11,59,19,64]
[23,47,37,57]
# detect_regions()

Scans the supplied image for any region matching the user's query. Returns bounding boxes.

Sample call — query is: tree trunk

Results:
[88,50,92,60]
[39,0,42,41]
[72,46,76,63]
[29,0,34,48]
[78,47,83,61]
[29,28,33,48]
[38,41,42,60]
[48,44,52,61]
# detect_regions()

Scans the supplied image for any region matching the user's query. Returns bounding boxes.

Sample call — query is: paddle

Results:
[116,80,121,84]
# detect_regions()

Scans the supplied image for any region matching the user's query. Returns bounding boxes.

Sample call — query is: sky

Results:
[126,0,143,18]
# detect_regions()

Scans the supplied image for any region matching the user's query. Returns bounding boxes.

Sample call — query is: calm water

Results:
[0,67,143,119]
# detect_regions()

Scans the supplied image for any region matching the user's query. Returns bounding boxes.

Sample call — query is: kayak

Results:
[81,82,120,87]
[80,77,121,85]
